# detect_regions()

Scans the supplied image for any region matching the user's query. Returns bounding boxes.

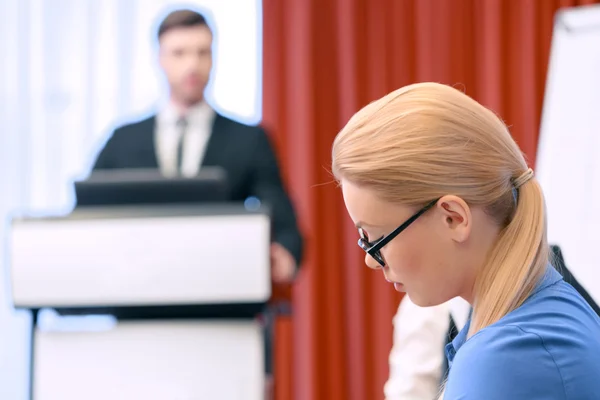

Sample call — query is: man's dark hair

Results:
[157,9,210,39]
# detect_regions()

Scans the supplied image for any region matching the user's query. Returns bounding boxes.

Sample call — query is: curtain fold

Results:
[263,1,600,399]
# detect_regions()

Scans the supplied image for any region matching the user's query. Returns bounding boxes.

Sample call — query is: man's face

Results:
[158,25,213,105]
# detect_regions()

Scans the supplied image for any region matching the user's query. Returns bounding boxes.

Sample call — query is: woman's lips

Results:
[384,276,405,292]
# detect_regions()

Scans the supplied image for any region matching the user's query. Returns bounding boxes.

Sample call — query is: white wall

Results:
[536,4,600,304]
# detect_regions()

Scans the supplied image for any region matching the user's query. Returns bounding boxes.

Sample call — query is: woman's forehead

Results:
[341,180,408,228]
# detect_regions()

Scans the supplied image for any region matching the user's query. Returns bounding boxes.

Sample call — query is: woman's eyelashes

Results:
[369,234,385,245]
[362,228,384,244]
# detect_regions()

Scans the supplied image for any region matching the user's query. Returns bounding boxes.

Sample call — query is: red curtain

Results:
[262,1,600,399]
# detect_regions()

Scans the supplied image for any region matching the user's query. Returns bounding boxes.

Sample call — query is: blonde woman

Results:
[332,82,600,399]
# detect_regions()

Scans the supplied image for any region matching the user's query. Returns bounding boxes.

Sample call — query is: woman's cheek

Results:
[387,242,423,278]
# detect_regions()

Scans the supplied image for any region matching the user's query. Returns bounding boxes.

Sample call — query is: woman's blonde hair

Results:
[331,82,548,337]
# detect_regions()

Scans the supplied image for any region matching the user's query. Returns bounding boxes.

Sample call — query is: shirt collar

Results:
[445,313,471,369]
[158,100,215,126]
[444,264,562,369]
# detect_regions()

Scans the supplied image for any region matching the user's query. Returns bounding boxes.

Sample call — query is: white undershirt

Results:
[384,295,471,400]
[154,101,216,178]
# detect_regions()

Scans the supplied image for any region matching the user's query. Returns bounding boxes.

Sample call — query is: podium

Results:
[9,200,272,400]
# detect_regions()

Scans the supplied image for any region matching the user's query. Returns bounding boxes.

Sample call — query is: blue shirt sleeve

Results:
[444,325,566,400]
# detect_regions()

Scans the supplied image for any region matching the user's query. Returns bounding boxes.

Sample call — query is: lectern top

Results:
[74,167,230,207]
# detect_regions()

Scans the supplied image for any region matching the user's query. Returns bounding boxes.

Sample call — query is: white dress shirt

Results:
[155,101,216,178]
[384,295,471,400]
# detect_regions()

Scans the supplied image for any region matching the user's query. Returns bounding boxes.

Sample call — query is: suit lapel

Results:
[201,113,228,167]
[136,116,159,168]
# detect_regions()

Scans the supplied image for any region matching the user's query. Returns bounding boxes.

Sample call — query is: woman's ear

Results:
[437,195,471,243]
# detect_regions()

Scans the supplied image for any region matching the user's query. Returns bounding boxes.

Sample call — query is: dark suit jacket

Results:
[551,245,600,316]
[91,113,303,266]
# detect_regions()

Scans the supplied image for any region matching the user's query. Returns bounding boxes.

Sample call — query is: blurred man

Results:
[91,9,303,282]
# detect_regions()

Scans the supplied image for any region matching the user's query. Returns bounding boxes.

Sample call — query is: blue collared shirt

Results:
[444,265,600,399]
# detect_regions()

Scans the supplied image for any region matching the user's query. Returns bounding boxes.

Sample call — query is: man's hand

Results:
[270,242,297,283]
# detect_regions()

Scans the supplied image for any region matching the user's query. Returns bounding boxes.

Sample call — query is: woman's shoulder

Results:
[496,266,600,345]
[446,322,600,399]
[445,281,600,400]
[512,276,600,338]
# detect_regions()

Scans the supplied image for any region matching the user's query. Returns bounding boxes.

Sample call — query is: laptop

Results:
[74,167,230,207]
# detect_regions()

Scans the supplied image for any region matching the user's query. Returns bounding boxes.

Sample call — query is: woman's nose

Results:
[365,253,382,270]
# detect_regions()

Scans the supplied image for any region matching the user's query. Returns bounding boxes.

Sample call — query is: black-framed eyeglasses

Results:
[357,198,440,267]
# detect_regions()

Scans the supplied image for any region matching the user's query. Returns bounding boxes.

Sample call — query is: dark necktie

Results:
[176,116,188,175]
